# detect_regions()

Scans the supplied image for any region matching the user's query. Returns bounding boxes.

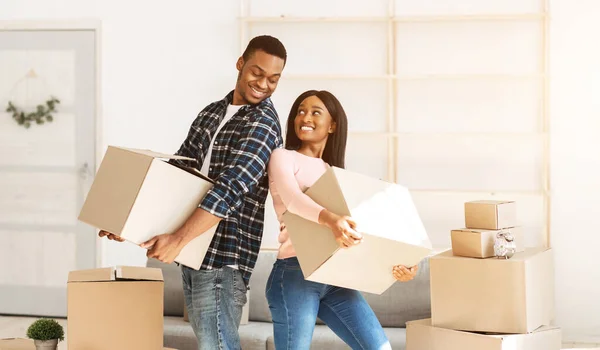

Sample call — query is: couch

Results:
[147,250,431,350]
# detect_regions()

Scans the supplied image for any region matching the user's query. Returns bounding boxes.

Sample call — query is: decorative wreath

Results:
[6,97,60,129]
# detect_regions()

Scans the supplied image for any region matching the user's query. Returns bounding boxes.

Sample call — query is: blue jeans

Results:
[181,265,248,350]
[266,257,391,350]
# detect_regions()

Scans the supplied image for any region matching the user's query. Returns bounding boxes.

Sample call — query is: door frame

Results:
[0,20,103,268]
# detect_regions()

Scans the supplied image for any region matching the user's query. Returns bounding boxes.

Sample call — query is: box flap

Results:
[329,167,431,247]
[119,147,197,162]
[68,267,163,282]
[304,167,351,216]
[68,267,115,282]
[115,266,163,281]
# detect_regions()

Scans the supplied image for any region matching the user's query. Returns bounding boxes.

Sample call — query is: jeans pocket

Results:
[232,270,247,307]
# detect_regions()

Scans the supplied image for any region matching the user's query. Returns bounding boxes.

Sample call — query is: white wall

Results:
[549,0,600,342]
[1,0,600,341]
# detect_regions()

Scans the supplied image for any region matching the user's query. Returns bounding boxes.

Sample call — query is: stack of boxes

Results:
[407,200,562,350]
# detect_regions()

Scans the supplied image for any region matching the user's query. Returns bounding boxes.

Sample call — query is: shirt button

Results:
[214,141,218,145]
[209,167,213,171]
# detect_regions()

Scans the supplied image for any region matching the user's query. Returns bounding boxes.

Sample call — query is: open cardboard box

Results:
[79,146,218,269]
[68,266,165,350]
[283,167,432,294]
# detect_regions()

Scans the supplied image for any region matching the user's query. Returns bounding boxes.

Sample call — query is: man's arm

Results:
[175,113,281,243]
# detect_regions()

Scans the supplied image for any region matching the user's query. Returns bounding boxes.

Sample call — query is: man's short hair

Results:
[242,35,287,64]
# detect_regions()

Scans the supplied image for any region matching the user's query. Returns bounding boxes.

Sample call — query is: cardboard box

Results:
[283,167,432,294]
[465,200,516,230]
[183,290,250,325]
[430,248,554,334]
[78,146,218,269]
[406,319,561,350]
[0,339,34,350]
[451,226,525,258]
[68,266,164,350]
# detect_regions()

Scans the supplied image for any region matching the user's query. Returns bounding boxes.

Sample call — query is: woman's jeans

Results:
[266,257,391,350]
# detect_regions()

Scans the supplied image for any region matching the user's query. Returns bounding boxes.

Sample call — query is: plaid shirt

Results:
[170,91,282,286]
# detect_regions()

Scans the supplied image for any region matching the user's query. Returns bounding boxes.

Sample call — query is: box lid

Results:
[68,266,163,282]
[407,318,560,336]
[467,200,514,205]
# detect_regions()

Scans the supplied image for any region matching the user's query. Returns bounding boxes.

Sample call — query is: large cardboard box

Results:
[67,266,164,350]
[406,319,561,350]
[465,200,517,230]
[78,146,218,269]
[430,248,554,334]
[0,339,34,350]
[451,226,524,258]
[283,167,432,294]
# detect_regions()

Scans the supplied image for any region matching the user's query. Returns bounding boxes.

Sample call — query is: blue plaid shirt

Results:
[170,91,282,286]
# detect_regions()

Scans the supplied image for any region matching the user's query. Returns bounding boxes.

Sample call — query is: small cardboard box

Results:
[0,339,34,350]
[406,319,561,350]
[465,200,517,230]
[67,266,164,350]
[430,248,554,334]
[78,146,218,270]
[451,226,525,258]
[283,167,432,295]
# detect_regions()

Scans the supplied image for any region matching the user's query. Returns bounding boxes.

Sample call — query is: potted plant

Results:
[26,318,64,350]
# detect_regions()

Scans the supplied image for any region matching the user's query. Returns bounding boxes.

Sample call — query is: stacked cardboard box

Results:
[407,200,562,350]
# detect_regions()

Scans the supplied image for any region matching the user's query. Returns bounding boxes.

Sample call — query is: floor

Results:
[0,315,598,349]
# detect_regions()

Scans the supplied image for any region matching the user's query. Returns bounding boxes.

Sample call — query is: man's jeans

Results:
[182,265,248,350]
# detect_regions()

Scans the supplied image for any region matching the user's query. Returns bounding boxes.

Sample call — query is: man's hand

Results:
[393,265,418,282]
[141,233,184,264]
[98,230,125,242]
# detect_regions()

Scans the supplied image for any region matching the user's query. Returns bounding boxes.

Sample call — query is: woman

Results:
[266,90,418,350]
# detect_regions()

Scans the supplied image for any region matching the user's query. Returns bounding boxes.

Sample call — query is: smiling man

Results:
[99,35,287,350]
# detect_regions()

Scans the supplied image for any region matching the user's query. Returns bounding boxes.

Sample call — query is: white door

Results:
[0,28,97,317]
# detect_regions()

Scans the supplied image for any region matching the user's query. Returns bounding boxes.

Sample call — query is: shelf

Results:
[240,16,390,23]
[240,13,546,24]
[394,73,545,81]
[407,189,547,196]
[283,74,390,80]
[394,13,546,23]
[281,73,544,81]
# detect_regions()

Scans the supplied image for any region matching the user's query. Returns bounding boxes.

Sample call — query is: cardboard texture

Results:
[67,266,164,350]
[465,200,517,230]
[406,319,561,350]
[79,146,218,269]
[183,290,250,325]
[451,227,524,258]
[430,248,554,334]
[283,167,432,294]
[0,339,34,350]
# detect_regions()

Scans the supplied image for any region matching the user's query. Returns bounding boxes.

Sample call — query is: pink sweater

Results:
[267,148,329,259]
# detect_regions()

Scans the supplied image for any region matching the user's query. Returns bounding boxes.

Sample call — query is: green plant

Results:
[26,319,64,342]
[6,97,60,129]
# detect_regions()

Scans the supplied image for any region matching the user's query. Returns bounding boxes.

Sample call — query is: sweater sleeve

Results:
[267,149,324,223]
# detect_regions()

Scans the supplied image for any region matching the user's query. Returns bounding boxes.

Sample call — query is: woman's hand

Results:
[320,211,363,249]
[393,265,418,282]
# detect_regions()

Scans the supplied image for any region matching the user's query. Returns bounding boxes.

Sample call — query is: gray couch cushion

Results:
[164,317,272,350]
[146,258,185,317]
[362,257,431,327]
[266,325,407,350]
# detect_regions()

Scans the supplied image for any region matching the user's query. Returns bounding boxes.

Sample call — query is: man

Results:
[100,35,287,349]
